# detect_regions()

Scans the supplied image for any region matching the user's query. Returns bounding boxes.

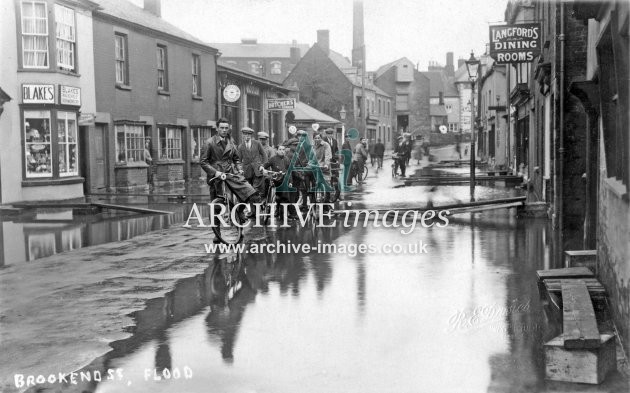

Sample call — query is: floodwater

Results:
[23,162,627,393]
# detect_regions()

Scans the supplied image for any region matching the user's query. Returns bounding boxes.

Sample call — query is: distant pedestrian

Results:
[395,134,412,177]
[373,138,385,169]
[258,131,276,160]
[368,139,376,167]
[144,138,154,188]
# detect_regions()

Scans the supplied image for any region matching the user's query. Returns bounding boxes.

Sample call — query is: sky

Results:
[133,0,508,71]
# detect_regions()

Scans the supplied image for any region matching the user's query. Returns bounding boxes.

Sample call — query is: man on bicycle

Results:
[349,137,368,185]
[201,118,262,205]
[310,132,332,201]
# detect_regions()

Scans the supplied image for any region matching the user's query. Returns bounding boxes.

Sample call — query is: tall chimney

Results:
[445,52,454,76]
[352,0,365,68]
[317,30,330,55]
[144,0,161,17]
[439,92,444,105]
[290,46,301,65]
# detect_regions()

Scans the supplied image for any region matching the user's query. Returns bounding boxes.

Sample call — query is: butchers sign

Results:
[22,84,55,104]
[267,98,296,110]
[60,85,81,106]
[489,23,541,64]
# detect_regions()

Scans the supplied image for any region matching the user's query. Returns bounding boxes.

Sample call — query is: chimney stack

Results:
[439,92,444,105]
[290,46,301,65]
[445,52,454,76]
[144,0,161,17]
[458,58,465,69]
[317,30,330,55]
[352,0,365,68]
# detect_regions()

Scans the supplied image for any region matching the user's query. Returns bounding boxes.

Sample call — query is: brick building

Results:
[374,58,431,143]
[477,55,508,167]
[422,53,461,135]
[210,39,309,83]
[284,30,394,145]
[91,0,218,191]
[0,0,99,203]
[570,0,629,353]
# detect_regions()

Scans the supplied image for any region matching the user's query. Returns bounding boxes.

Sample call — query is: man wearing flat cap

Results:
[200,117,261,203]
[238,127,268,196]
[323,128,339,157]
[258,131,276,160]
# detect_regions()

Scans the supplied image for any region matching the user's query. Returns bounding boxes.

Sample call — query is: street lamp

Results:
[465,50,480,202]
[339,105,347,140]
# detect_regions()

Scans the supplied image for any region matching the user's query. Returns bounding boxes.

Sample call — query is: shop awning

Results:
[292,102,341,125]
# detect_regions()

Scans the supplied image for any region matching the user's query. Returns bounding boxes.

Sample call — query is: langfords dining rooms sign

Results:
[489,23,541,64]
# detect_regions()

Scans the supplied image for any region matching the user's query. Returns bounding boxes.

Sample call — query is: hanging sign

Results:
[267,98,296,110]
[489,23,541,64]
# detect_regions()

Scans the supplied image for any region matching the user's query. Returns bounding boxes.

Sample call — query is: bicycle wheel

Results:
[210,197,244,244]
[362,165,369,180]
[329,178,340,203]
[392,161,398,178]
[263,185,275,226]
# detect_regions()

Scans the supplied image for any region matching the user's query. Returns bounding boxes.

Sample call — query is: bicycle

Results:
[329,159,341,203]
[209,172,246,245]
[261,169,285,225]
[353,161,369,184]
[391,154,401,178]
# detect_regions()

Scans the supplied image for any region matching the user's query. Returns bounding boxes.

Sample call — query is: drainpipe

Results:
[557,2,565,258]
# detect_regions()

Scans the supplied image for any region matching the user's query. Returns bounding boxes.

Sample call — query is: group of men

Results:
[199,118,342,222]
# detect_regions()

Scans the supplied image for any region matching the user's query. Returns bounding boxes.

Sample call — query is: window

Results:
[248,61,260,74]
[445,104,453,113]
[24,110,79,178]
[270,61,282,75]
[157,45,168,90]
[247,94,261,129]
[448,122,459,132]
[158,126,182,160]
[24,110,52,177]
[387,101,390,116]
[115,33,128,84]
[115,123,144,163]
[55,5,75,71]
[192,54,201,96]
[191,126,213,159]
[57,111,78,176]
[21,1,49,68]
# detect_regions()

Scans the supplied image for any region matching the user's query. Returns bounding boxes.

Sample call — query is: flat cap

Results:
[257,131,269,139]
[241,127,254,134]
[297,129,308,136]
[325,128,334,134]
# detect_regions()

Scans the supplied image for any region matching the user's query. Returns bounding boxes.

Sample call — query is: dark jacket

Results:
[200,134,242,179]
[324,135,339,157]
[374,142,385,157]
[237,139,267,178]
[395,140,412,158]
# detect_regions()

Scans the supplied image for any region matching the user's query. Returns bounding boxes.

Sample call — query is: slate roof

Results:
[430,104,448,117]
[217,61,288,88]
[374,57,415,78]
[294,102,341,124]
[93,0,216,50]
[211,42,310,58]
[422,71,459,97]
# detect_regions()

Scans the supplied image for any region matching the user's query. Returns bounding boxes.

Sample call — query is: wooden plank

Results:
[536,267,594,280]
[561,281,600,349]
[447,202,523,215]
[544,278,605,294]
[90,202,172,215]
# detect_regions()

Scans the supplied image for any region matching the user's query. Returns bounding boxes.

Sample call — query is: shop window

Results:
[115,33,128,84]
[448,122,459,132]
[55,4,75,71]
[115,123,145,163]
[24,110,52,177]
[191,126,213,159]
[270,61,282,75]
[192,54,201,96]
[21,1,49,68]
[57,111,77,176]
[157,45,168,91]
[158,126,182,160]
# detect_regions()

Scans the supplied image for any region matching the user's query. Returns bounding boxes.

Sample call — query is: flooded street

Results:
[31,163,619,393]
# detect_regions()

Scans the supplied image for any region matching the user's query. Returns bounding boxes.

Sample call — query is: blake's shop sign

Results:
[489,23,541,64]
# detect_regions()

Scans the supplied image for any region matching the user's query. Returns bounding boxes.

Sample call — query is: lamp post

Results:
[339,105,347,140]
[465,50,480,202]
